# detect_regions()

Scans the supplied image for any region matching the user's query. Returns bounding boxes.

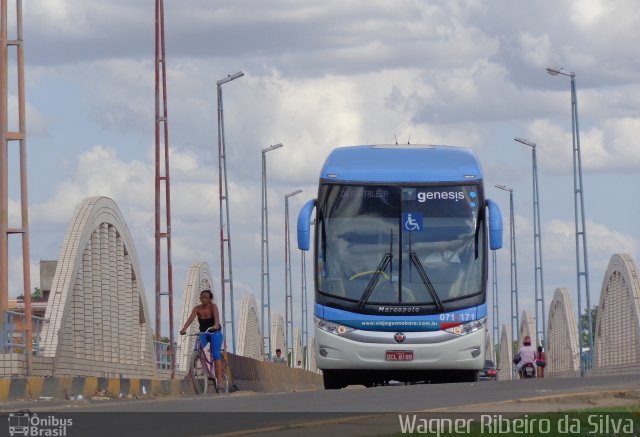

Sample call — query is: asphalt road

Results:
[1,374,639,437]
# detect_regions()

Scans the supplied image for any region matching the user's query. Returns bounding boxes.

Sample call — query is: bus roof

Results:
[320,144,483,183]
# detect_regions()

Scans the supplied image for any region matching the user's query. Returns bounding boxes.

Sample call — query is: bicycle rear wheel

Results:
[216,371,229,394]
[191,351,209,395]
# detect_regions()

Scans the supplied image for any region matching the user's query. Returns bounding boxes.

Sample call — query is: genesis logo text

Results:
[417,190,466,202]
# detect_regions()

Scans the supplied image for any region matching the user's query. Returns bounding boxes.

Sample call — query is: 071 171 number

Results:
[439,313,474,322]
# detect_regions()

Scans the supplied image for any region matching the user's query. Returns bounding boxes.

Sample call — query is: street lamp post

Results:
[495,185,520,353]
[261,143,284,359]
[284,189,302,366]
[301,249,309,369]
[491,249,499,364]
[546,67,593,376]
[216,70,244,353]
[514,137,547,348]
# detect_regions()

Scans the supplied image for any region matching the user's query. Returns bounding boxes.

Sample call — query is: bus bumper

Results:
[315,327,485,370]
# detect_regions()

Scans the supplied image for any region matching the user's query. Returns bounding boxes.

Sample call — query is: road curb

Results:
[0,376,193,401]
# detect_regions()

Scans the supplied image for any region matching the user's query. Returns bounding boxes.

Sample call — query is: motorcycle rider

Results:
[516,335,536,378]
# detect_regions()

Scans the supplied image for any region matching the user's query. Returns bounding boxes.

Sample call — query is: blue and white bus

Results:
[297,145,503,389]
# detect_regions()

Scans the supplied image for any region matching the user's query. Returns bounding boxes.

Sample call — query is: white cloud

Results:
[517,33,553,69]
[525,118,640,173]
[13,0,640,337]
[570,0,608,28]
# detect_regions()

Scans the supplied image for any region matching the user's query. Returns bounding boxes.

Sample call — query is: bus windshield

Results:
[316,184,484,309]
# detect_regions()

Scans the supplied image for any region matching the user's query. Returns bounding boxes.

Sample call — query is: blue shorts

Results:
[200,330,224,361]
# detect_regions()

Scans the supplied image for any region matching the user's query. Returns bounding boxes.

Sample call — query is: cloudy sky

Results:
[6,0,640,346]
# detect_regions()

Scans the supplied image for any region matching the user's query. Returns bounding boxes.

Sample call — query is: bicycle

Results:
[188,328,231,394]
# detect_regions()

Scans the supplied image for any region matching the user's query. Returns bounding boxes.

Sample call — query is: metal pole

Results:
[1,0,32,372]
[546,67,592,375]
[261,143,283,359]
[154,0,176,377]
[16,0,32,374]
[0,0,8,345]
[495,185,519,350]
[491,249,499,364]
[532,145,546,347]
[284,189,302,366]
[514,137,547,348]
[216,71,243,354]
[301,249,308,369]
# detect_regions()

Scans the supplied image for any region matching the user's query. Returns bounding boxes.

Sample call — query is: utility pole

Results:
[547,67,593,375]
[217,71,243,353]
[495,185,519,348]
[301,250,308,369]
[154,0,175,377]
[284,189,302,365]
[491,249,499,364]
[261,143,284,358]
[514,137,546,348]
[0,0,33,374]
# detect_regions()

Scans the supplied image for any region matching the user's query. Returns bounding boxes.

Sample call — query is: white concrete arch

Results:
[293,328,303,367]
[498,324,513,381]
[271,314,286,359]
[485,330,494,363]
[237,294,262,360]
[308,336,318,372]
[40,197,155,377]
[594,253,640,368]
[519,310,536,348]
[177,262,216,371]
[546,288,580,374]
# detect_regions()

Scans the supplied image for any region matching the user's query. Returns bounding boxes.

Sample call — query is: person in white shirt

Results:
[516,335,536,377]
[272,348,286,364]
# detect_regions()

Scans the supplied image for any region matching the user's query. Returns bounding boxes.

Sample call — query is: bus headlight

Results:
[444,317,486,336]
[314,316,355,336]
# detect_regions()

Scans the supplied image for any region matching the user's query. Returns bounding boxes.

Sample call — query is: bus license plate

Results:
[386,350,413,361]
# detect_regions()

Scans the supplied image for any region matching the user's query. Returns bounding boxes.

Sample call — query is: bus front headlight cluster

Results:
[314,316,355,336]
[444,317,486,336]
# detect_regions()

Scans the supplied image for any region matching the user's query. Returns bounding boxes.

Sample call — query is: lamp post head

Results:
[262,143,284,154]
[514,137,536,148]
[546,67,560,76]
[217,71,245,86]
[285,189,303,199]
[546,67,574,78]
[495,184,512,193]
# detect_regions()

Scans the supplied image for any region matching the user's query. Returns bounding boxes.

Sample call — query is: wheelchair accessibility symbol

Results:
[403,212,423,232]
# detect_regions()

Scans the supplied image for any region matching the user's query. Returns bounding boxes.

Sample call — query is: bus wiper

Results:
[355,253,392,310]
[356,231,393,310]
[409,252,445,311]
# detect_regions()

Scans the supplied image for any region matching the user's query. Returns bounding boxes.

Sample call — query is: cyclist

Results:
[180,289,224,389]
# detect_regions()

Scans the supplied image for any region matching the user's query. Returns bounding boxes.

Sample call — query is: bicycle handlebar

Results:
[183,326,221,336]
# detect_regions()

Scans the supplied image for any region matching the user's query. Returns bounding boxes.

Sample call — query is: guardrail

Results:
[1,310,47,355]
[153,341,180,371]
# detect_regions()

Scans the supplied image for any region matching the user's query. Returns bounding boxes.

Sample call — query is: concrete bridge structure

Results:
[496,253,640,379]
[1,196,639,387]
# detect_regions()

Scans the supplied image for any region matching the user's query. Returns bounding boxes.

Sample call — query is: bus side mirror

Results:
[486,199,503,250]
[297,199,317,251]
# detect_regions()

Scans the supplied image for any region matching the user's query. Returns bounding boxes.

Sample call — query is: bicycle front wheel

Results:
[191,351,209,395]
[214,356,230,394]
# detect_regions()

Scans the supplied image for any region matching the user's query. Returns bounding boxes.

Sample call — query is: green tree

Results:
[32,287,43,298]
[580,305,598,347]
